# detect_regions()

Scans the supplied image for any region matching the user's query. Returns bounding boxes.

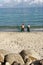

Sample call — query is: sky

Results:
[0,0,43,7]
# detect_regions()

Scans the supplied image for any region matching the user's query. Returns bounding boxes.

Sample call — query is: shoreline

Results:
[0,25,43,28]
[0,25,43,32]
[0,28,43,32]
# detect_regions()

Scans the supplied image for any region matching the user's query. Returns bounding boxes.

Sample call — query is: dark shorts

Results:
[21,28,24,31]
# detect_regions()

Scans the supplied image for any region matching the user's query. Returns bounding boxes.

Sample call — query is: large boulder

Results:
[20,49,31,63]
[4,53,24,65]
[0,49,9,63]
[40,59,43,65]
[20,49,40,64]
[29,60,41,65]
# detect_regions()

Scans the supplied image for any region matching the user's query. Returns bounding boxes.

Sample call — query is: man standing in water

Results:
[21,24,25,32]
[27,24,30,32]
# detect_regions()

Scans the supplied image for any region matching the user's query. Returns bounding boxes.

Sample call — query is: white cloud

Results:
[4,0,11,3]
[2,0,43,4]
[27,0,43,5]
[24,0,27,2]
[0,4,3,7]
[0,0,43,7]
[16,0,21,3]
[33,0,43,3]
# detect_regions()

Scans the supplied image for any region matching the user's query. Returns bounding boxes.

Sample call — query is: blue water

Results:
[0,7,43,26]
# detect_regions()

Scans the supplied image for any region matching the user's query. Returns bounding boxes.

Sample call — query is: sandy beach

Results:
[0,32,43,59]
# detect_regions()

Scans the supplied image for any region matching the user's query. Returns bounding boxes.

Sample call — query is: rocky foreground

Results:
[0,32,43,65]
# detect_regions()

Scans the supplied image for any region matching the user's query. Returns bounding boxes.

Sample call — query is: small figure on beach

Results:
[27,24,30,32]
[21,24,25,32]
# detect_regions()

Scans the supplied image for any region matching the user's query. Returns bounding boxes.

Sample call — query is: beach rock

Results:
[30,50,41,60]
[25,61,32,65]
[25,56,37,65]
[12,61,21,65]
[20,50,31,63]
[4,53,24,65]
[20,49,41,65]
[0,49,9,56]
[5,62,11,65]
[0,62,2,65]
[40,59,43,65]
[0,49,9,63]
[20,49,37,63]
[29,60,41,65]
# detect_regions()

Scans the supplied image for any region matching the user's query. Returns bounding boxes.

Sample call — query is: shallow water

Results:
[0,7,43,26]
[0,28,43,32]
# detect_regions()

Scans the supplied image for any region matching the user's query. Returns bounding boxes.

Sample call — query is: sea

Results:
[0,7,43,31]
